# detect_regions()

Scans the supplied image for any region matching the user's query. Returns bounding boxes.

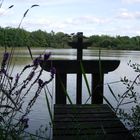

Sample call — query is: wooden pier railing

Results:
[40,32,136,140]
[41,59,120,104]
[40,32,120,104]
[40,33,135,140]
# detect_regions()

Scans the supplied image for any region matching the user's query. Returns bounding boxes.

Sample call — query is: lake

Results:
[1,48,140,137]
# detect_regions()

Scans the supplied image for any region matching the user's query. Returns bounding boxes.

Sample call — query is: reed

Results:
[0,2,54,139]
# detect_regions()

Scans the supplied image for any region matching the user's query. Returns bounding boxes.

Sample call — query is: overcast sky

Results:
[0,0,140,36]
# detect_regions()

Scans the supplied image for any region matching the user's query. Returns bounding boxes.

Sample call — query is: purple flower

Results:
[0,69,6,75]
[27,71,35,81]
[16,73,19,80]
[38,79,43,87]
[21,65,32,74]
[15,73,19,84]
[44,52,51,61]
[50,67,56,78]
[33,58,38,66]
[20,118,29,129]
[33,55,41,67]
[3,52,9,61]
[0,69,13,80]
[1,52,9,69]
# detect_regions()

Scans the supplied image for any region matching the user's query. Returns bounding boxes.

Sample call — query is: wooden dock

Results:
[40,32,136,140]
[53,104,135,140]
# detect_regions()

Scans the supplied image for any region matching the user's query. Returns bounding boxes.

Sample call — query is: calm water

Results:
[1,48,140,136]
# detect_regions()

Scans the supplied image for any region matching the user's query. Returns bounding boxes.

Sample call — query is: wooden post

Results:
[55,73,67,104]
[91,74,104,104]
[76,32,83,60]
[40,59,120,105]
[76,73,82,104]
[76,33,83,104]
[40,32,120,105]
[67,32,93,104]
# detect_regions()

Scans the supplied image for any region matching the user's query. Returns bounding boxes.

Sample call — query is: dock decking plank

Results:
[53,104,135,140]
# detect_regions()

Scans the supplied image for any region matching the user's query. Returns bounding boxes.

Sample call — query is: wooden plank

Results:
[54,104,112,114]
[54,121,125,129]
[53,104,135,140]
[40,60,120,74]
[76,73,82,104]
[55,73,67,104]
[91,74,104,104]
[54,113,115,118]
[54,117,120,122]
[53,134,133,140]
[54,104,109,108]
[54,127,130,135]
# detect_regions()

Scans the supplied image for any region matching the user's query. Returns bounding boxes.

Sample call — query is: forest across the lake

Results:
[0,27,140,50]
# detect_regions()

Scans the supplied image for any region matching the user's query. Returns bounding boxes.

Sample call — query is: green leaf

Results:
[44,87,53,123]
[1,89,17,108]
[23,9,29,18]
[31,4,39,8]
[80,61,91,97]
[8,5,14,9]
[107,84,119,103]
[27,45,33,60]
[99,49,102,81]
[103,96,115,111]
[60,78,73,104]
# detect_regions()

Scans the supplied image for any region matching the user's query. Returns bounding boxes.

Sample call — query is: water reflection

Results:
[1,48,140,136]
[1,49,140,63]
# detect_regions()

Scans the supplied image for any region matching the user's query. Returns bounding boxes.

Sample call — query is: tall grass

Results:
[104,60,140,140]
[0,2,54,139]
[79,48,139,139]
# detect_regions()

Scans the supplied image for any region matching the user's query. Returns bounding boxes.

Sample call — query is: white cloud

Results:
[13,0,66,5]
[117,26,140,36]
[122,0,140,3]
[0,8,6,16]
[95,25,140,36]
[8,15,110,34]
[117,9,140,19]
[1,15,140,36]
[13,0,95,6]
[64,16,110,25]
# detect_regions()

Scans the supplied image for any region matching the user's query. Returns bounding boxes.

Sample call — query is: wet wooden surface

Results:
[53,104,135,140]
[40,59,120,104]
[40,60,120,74]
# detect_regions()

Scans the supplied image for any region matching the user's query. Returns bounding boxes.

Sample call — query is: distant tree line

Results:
[0,27,140,50]
[0,27,71,48]
[89,34,140,50]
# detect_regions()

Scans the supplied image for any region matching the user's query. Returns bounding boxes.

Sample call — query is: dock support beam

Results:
[91,74,104,104]
[55,73,67,104]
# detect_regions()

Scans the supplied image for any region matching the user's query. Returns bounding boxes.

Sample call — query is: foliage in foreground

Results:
[0,2,54,139]
[108,61,140,140]
[119,61,140,139]
[0,51,54,140]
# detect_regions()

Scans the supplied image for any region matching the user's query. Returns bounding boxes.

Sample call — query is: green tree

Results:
[28,30,47,47]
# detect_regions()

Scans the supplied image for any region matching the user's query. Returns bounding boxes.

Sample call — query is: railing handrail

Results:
[40,59,120,74]
[40,59,120,104]
[40,32,120,104]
